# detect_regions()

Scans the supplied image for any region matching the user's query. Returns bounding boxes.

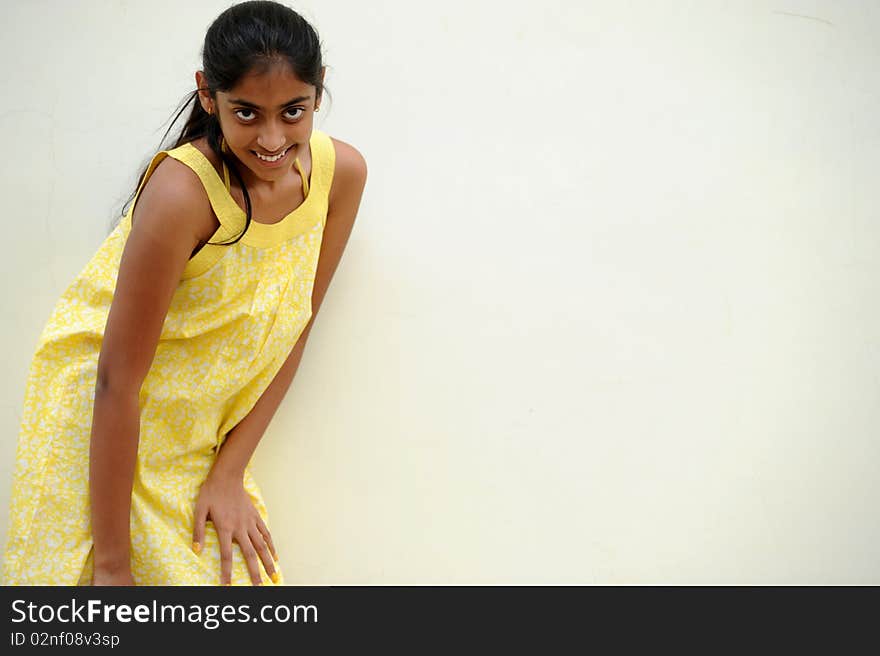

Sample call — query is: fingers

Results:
[236,529,263,586]
[192,503,208,556]
[249,526,278,584]
[210,513,279,586]
[255,516,279,561]
[219,529,234,586]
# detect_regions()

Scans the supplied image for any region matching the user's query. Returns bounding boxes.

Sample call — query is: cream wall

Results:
[1,0,878,583]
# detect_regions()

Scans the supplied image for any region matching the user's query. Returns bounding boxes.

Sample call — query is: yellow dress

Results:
[2,130,335,585]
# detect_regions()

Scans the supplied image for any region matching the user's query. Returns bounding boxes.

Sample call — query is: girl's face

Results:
[196,62,324,184]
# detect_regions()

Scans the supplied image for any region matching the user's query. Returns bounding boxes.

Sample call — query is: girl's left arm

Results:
[192,138,368,585]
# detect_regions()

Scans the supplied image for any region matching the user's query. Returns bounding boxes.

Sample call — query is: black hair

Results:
[117,0,329,245]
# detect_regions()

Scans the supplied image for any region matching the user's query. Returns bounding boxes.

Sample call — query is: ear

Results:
[195,70,214,114]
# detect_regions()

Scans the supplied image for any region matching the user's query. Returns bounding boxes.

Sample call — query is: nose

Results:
[256,121,286,153]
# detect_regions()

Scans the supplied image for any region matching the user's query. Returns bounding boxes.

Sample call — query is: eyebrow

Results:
[227,95,311,109]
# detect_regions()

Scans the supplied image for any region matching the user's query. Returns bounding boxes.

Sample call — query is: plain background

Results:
[1,0,878,584]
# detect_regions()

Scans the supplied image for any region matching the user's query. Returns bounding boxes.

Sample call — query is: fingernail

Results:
[271,571,281,584]
[192,541,202,554]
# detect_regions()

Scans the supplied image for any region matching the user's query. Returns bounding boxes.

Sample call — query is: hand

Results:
[192,472,279,586]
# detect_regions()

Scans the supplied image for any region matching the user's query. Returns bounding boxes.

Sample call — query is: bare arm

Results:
[89,155,215,584]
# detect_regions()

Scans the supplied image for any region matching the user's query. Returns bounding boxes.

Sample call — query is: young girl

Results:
[2,0,366,586]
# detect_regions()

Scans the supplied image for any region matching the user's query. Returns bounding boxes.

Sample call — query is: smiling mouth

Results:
[252,145,294,162]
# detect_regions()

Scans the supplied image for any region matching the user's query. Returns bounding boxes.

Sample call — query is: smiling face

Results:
[196,60,324,185]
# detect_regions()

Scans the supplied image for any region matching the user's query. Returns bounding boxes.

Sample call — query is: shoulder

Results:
[329,135,368,175]
[131,143,218,243]
[327,135,368,208]
[142,150,205,204]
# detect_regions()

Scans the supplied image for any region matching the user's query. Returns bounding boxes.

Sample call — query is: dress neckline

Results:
[181,129,320,229]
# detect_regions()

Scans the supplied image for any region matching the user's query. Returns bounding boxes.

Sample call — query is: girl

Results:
[2,0,366,585]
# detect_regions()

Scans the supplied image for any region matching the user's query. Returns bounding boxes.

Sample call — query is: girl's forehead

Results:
[223,65,312,102]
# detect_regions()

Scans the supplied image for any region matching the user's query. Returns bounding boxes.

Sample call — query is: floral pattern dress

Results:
[2,129,335,585]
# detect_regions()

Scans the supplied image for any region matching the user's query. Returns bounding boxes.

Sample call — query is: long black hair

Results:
[117,0,328,245]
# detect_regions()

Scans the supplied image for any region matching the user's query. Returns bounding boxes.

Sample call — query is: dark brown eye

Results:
[234,109,256,121]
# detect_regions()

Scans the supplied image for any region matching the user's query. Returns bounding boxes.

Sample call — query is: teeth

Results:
[254,146,290,162]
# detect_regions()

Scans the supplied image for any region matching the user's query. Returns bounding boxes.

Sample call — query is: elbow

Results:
[94,367,142,401]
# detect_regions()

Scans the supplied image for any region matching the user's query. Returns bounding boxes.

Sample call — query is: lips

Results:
[252,146,290,162]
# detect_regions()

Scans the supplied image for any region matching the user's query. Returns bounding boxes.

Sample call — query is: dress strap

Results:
[294,158,310,197]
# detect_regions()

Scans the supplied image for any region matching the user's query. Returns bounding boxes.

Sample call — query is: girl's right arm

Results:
[89,155,216,585]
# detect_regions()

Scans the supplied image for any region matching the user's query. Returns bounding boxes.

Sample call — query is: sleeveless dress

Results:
[2,129,335,585]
